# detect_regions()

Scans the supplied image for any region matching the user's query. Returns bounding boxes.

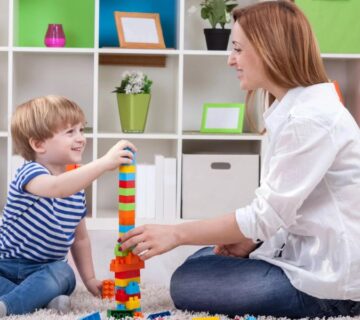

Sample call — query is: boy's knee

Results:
[45,261,76,295]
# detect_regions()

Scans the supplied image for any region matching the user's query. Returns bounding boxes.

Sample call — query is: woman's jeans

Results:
[0,258,76,315]
[170,247,360,318]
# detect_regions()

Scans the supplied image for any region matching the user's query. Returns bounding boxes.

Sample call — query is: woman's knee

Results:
[43,261,76,295]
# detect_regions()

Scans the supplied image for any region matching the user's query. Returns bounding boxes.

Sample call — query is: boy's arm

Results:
[25,140,135,198]
[70,219,102,297]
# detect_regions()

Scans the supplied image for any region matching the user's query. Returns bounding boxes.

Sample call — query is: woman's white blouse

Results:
[236,83,360,300]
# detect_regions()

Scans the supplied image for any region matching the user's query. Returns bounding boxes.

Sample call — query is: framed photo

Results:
[200,103,245,134]
[114,12,166,49]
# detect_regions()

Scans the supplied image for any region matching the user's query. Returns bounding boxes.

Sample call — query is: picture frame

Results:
[114,12,166,49]
[200,103,245,134]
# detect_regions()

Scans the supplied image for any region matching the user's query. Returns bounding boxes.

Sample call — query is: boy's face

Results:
[38,122,86,170]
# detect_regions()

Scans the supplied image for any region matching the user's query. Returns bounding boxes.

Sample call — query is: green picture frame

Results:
[200,103,245,134]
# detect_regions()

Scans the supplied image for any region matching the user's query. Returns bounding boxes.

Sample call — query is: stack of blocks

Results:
[107,151,145,319]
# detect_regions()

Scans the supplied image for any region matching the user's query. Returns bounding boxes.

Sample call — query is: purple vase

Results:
[44,24,66,47]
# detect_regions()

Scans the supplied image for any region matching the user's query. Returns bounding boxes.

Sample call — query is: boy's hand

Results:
[84,278,102,297]
[100,140,137,171]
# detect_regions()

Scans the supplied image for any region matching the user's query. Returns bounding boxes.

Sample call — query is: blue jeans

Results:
[170,247,360,318]
[0,259,76,315]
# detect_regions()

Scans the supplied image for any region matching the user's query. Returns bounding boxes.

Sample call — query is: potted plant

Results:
[200,0,238,50]
[113,71,153,133]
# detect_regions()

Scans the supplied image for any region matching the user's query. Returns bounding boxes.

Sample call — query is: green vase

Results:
[116,93,151,133]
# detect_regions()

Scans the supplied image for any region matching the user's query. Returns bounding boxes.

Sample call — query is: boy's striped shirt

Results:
[0,162,86,261]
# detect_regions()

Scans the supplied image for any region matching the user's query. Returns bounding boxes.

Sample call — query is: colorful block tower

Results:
[107,151,145,319]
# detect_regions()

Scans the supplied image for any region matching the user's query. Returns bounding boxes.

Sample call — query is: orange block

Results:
[119,210,135,225]
[102,279,115,300]
[110,254,145,273]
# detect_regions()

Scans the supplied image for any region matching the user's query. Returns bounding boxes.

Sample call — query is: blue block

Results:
[116,304,126,311]
[119,173,136,181]
[245,316,257,320]
[78,311,101,320]
[147,311,171,319]
[119,225,134,233]
[126,282,140,295]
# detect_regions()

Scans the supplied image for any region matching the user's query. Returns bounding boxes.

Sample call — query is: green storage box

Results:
[296,0,360,54]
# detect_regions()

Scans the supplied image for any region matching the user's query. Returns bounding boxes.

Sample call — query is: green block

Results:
[119,188,135,196]
[296,0,360,53]
[107,310,134,319]
[118,203,135,211]
[114,243,129,257]
[18,0,94,47]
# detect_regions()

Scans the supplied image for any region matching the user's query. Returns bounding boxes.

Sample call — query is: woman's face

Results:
[228,23,268,91]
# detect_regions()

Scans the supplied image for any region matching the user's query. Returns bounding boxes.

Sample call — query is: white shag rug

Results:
[3,284,359,320]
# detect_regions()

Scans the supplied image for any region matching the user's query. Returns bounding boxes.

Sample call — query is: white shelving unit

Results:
[1,0,359,231]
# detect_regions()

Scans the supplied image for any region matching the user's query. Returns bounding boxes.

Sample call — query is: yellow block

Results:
[192,318,220,320]
[115,277,140,287]
[119,165,136,173]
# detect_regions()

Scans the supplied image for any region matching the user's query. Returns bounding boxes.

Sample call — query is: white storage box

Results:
[182,154,259,219]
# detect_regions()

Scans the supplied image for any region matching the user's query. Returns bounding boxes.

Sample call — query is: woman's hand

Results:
[120,224,180,260]
[213,238,258,258]
[84,278,102,297]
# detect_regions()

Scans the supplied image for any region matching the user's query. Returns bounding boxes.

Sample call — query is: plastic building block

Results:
[107,309,134,319]
[119,203,136,211]
[192,317,220,320]
[125,296,141,310]
[245,316,257,320]
[119,195,136,203]
[115,270,140,279]
[119,180,135,188]
[147,311,171,319]
[78,311,101,320]
[119,210,135,225]
[119,173,136,181]
[116,289,141,302]
[119,188,136,196]
[114,243,130,257]
[119,224,134,233]
[102,279,115,300]
[115,276,140,287]
[119,165,136,173]
[125,282,140,295]
[66,164,80,171]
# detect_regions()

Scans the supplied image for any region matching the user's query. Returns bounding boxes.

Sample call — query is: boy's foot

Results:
[0,301,7,317]
[46,295,71,314]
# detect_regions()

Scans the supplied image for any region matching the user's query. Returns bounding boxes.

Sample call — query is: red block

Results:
[118,195,135,203]
[115,290,141,302]
[115,270,140,279]
[119,180,135,188]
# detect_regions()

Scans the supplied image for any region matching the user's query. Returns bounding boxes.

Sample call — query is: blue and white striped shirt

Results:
[0,162,87,262]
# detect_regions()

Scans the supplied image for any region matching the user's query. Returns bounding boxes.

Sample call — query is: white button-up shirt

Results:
[236,83,360,300]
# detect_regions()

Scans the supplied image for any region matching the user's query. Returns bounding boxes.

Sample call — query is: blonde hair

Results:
[232,0,329,132]
[11,95,86,161]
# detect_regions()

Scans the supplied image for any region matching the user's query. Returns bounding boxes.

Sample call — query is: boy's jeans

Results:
[0,258,76,315]
[170,247,360,318]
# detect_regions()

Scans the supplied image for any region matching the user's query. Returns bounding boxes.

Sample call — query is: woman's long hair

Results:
[232,0,329,132]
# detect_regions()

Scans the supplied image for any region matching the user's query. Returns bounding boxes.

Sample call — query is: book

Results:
[163,158,177,220]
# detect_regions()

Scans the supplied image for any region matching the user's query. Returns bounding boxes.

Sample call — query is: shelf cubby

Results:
[0,52,8,132]
[12,52,94,125]
[14,0,95,48]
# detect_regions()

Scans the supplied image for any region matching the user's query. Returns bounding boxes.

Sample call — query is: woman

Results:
[121,1,360,317]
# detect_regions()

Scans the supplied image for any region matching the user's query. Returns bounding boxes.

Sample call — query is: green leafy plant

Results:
[113,71,153,94]
[200,0,238,29]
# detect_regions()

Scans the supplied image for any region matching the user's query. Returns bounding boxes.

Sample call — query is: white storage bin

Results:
[182,154,259,219]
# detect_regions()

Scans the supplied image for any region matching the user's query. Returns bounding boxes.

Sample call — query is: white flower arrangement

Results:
[113,71,153,94]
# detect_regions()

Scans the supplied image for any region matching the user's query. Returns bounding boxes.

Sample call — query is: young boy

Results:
[0,95,136,316]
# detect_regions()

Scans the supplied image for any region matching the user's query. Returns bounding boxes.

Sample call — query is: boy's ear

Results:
[29,138,46,154]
